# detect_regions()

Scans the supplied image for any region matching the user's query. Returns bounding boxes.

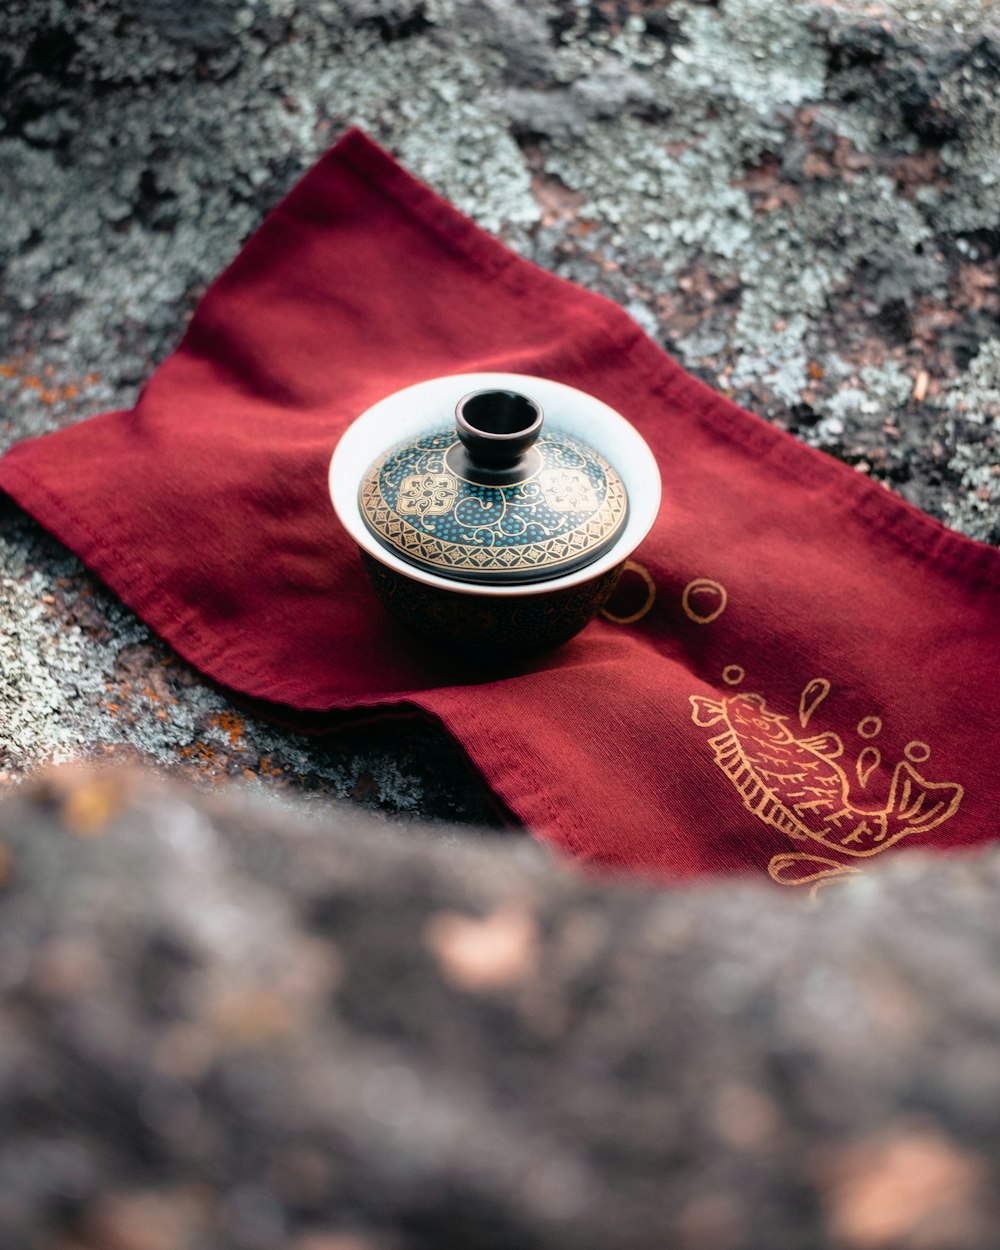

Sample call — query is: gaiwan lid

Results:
[358,388,629,585]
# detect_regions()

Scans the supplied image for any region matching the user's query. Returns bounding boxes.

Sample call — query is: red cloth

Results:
[2,127,998,891]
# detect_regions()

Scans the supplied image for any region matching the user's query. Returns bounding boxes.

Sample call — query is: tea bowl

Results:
[328,372,661,652]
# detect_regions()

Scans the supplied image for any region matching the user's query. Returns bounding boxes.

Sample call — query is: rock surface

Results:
[2,766,1000,1250]
[1,0,999,810]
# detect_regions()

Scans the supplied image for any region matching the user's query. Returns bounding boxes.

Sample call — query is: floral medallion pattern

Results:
[360,427,628,583]
[538,467,600,513]
[397,473,459,517]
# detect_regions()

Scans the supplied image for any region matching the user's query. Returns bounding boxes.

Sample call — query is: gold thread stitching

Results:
[681,578,727,624]
[689,688,964,874]
[600,559,657,625]
[799,678,831,729]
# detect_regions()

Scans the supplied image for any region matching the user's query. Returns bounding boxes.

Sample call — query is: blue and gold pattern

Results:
[360,428,628,583]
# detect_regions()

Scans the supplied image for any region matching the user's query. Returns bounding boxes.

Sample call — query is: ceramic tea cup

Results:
[328,372,661,651]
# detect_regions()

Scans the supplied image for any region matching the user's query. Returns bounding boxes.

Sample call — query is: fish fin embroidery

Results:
[767,852,862,897]
[689,695,726,728]
[798,731,844,760]
[886,761,963,834]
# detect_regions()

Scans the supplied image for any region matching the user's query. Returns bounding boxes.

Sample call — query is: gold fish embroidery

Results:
[689,691,963,861]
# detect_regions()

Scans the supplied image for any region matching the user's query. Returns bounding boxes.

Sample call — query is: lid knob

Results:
[452,388,543,484]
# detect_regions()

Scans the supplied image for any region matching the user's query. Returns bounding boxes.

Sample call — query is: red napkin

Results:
[2,127,998,892]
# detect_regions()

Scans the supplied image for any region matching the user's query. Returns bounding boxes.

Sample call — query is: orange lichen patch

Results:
[0,841,13,886]
[530,170,585,227]
[893,149,943,189]
[179,742,216,765]
[32,939,108,997]
[79,1186,214,1250]
[671,1193,743,1250]
[808,360,825,380]
[733,154,801,212]
[424,903,539,993]
[209,987,298,1044]
[293,1235,385,1250]
[22,375,85,404]
[1,360,98,404]
[62,776,125,836]
[283,936,344,1003]
[710,1081,782,1151]
[210,710,246,747]
[257,757,283,777]
[954,261,999,315]
[153,1022,217,1080]
[817,1127,987,1249]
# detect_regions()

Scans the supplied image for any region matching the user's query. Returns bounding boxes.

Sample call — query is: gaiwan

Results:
[328,373,661,652]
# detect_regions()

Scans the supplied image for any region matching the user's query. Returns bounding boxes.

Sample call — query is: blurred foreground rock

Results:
[2,766,1000,1250]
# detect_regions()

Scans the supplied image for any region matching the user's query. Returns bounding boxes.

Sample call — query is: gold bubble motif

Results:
[600,559,657,625]
[799,677,831,729]
[681,578,727,625]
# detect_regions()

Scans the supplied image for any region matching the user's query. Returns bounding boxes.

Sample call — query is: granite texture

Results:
[2,767,1000,1250]
[1,0,999,812]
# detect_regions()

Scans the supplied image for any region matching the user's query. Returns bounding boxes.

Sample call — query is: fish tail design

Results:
[885,760,963,838]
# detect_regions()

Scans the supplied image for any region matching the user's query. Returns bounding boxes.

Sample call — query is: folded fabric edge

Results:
[227,692,531,834]
[0,455,416,713]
